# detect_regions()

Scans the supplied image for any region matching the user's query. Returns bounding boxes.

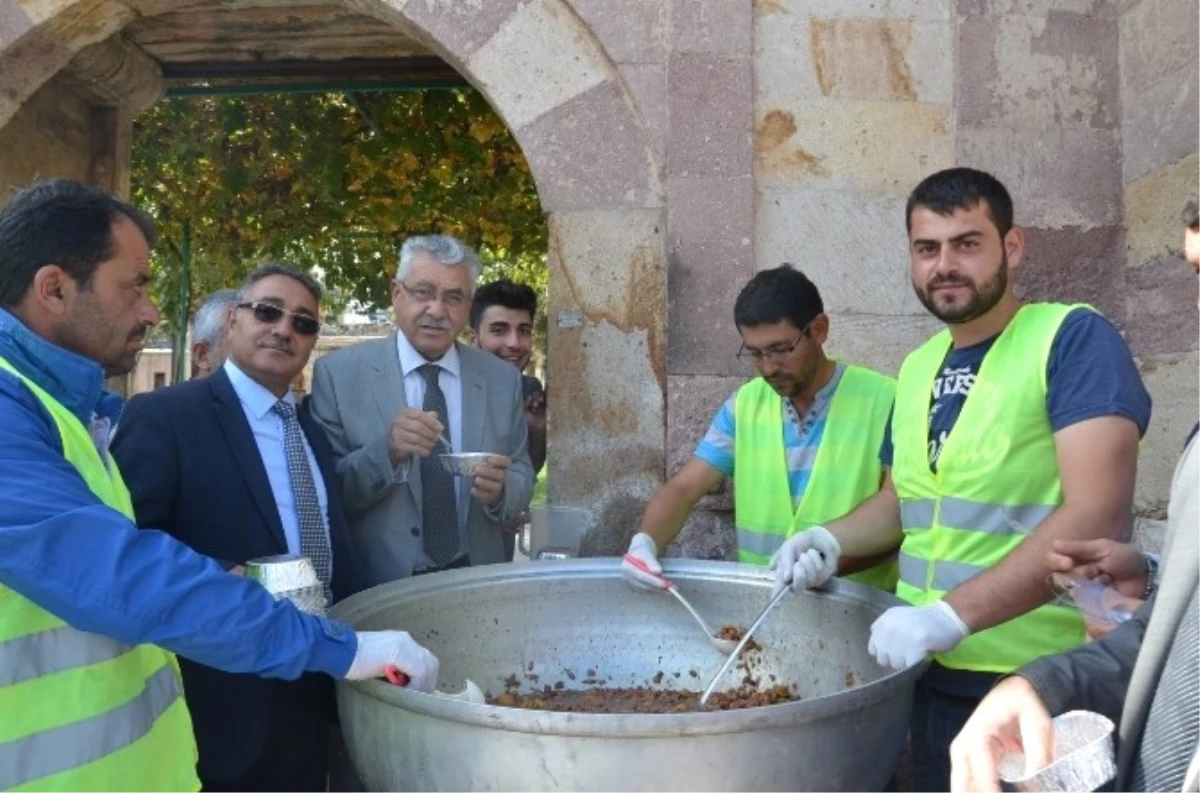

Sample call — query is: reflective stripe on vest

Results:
[891,303,1089,673]
[0,664,183,791]
[0,625,137,687]
[734,364,898,591]
[0,356,199,791]
[898,497,1057,538]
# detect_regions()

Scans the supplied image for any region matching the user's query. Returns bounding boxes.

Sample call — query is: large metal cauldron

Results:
[331,559,926,791]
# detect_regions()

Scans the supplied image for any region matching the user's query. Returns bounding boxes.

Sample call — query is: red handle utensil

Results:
[383,664,410,686]
[623,553,674,589]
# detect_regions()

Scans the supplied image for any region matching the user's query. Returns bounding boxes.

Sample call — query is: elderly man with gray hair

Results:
[190,288,238,378]
[309,235,534,584]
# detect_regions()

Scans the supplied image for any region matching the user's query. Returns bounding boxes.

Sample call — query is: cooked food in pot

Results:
[488,683,794,713]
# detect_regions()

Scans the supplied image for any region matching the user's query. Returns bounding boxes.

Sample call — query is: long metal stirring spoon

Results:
[697,585,791,708]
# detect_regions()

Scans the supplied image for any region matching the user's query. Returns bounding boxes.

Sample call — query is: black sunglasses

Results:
[237,301,321,336]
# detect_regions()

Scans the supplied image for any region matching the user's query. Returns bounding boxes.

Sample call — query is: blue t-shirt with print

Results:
[879,307,1152,471]
[878,307,1151,699]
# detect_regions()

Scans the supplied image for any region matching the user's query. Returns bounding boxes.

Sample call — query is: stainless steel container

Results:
[437,452,493,476]
[519,504,592,559]
[331,558,926,791]
[245,554,325,615]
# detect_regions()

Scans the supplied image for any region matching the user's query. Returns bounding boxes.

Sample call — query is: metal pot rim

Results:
[332,558,930,738]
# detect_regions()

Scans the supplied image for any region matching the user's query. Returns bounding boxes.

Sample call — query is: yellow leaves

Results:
[468,116,502,144]
[132,90,547,318]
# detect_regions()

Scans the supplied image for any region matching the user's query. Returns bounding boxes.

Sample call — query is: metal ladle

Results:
[697,585,791,708]
[623,554,739,655]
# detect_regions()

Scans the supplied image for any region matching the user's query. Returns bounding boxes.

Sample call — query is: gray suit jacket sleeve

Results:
[498,365,534,521]
[1017,594,1151,724]
[310,354,405,516]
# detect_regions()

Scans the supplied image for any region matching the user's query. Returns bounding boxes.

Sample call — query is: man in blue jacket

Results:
[0,178,438,791]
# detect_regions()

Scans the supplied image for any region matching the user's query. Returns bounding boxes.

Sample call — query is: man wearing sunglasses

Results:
[111,264,395,790]
[310,235,534,584]
[621,264,899,593]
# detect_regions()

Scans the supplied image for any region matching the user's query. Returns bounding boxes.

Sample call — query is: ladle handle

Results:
[622,553,675,589]
[383,665,410,687]
[698,586,791,708]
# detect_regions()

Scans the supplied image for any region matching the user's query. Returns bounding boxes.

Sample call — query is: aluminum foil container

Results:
[437,452,493,477]
[245,554,326,615]
[998,710,1116,792]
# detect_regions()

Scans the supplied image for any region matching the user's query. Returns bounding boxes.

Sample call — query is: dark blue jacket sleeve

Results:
[0,374,357,679]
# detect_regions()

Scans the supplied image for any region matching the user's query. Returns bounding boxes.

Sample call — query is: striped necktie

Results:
[272,400,333,605]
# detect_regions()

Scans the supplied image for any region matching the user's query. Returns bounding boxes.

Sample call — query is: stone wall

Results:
[0,0,1194,557]
[1119,0,1198,540]
[0,75,98,194]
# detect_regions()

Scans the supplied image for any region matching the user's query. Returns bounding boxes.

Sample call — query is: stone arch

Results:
[0,0,670,544]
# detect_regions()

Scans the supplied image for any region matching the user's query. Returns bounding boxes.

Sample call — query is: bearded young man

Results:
[770,167,1151,790]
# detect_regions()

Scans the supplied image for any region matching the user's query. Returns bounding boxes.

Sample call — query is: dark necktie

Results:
[418,363,460,565]
[1130,588,1199,790]
[272,400,333,604]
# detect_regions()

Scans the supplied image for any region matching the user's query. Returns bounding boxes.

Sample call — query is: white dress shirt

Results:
[223,359,331,553]
[395,331,463,504]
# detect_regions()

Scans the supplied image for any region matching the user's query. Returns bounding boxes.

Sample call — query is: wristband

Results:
[1142,552,1160,600]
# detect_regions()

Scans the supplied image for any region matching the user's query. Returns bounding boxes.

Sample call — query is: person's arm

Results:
[1019,592,1151,721]
[946,311,1150,633]
[497,371,535,521]
[825,470,904,556]
[0,377,356,679]
[309,357,406,516]
[640,457,727,552]
[946,415,1139,632]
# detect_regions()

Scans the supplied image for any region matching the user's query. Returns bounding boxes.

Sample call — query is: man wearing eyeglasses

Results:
[309,235,534,584]
[622,264,899,593]
[111,263,400,790]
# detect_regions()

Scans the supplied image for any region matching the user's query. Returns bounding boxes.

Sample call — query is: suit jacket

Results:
[309,332,533,585]
[1020,434,1199,791]
[110,368,366,782]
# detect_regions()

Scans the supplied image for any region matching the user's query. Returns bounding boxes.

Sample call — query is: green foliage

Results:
[131,89,547,335]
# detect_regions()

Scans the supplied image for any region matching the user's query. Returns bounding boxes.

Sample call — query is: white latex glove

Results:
[621,532,668,592]
[868,600,969,671]
[768,526,841,596]
[344,630,440,692]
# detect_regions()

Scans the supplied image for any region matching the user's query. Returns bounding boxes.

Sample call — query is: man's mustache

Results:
[260,336,293,353]
[927,276,974,290]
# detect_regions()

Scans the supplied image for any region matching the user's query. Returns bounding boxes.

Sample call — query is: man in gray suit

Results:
[309,235,534,585]
[949,202,1200,792]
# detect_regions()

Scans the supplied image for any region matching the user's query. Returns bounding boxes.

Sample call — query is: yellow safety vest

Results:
[0,356,199,792]
[891,303,1088,673]
[734,364,898,590]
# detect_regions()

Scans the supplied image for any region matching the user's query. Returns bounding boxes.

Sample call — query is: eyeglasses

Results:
[736,324,811,365]
[236,302,321,336]
[397,281,467,309]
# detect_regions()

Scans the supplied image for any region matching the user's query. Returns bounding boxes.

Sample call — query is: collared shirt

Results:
[223,359,331,553]
[395,331,464,505]
[695,363,846,508]
[0,308,356,678]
